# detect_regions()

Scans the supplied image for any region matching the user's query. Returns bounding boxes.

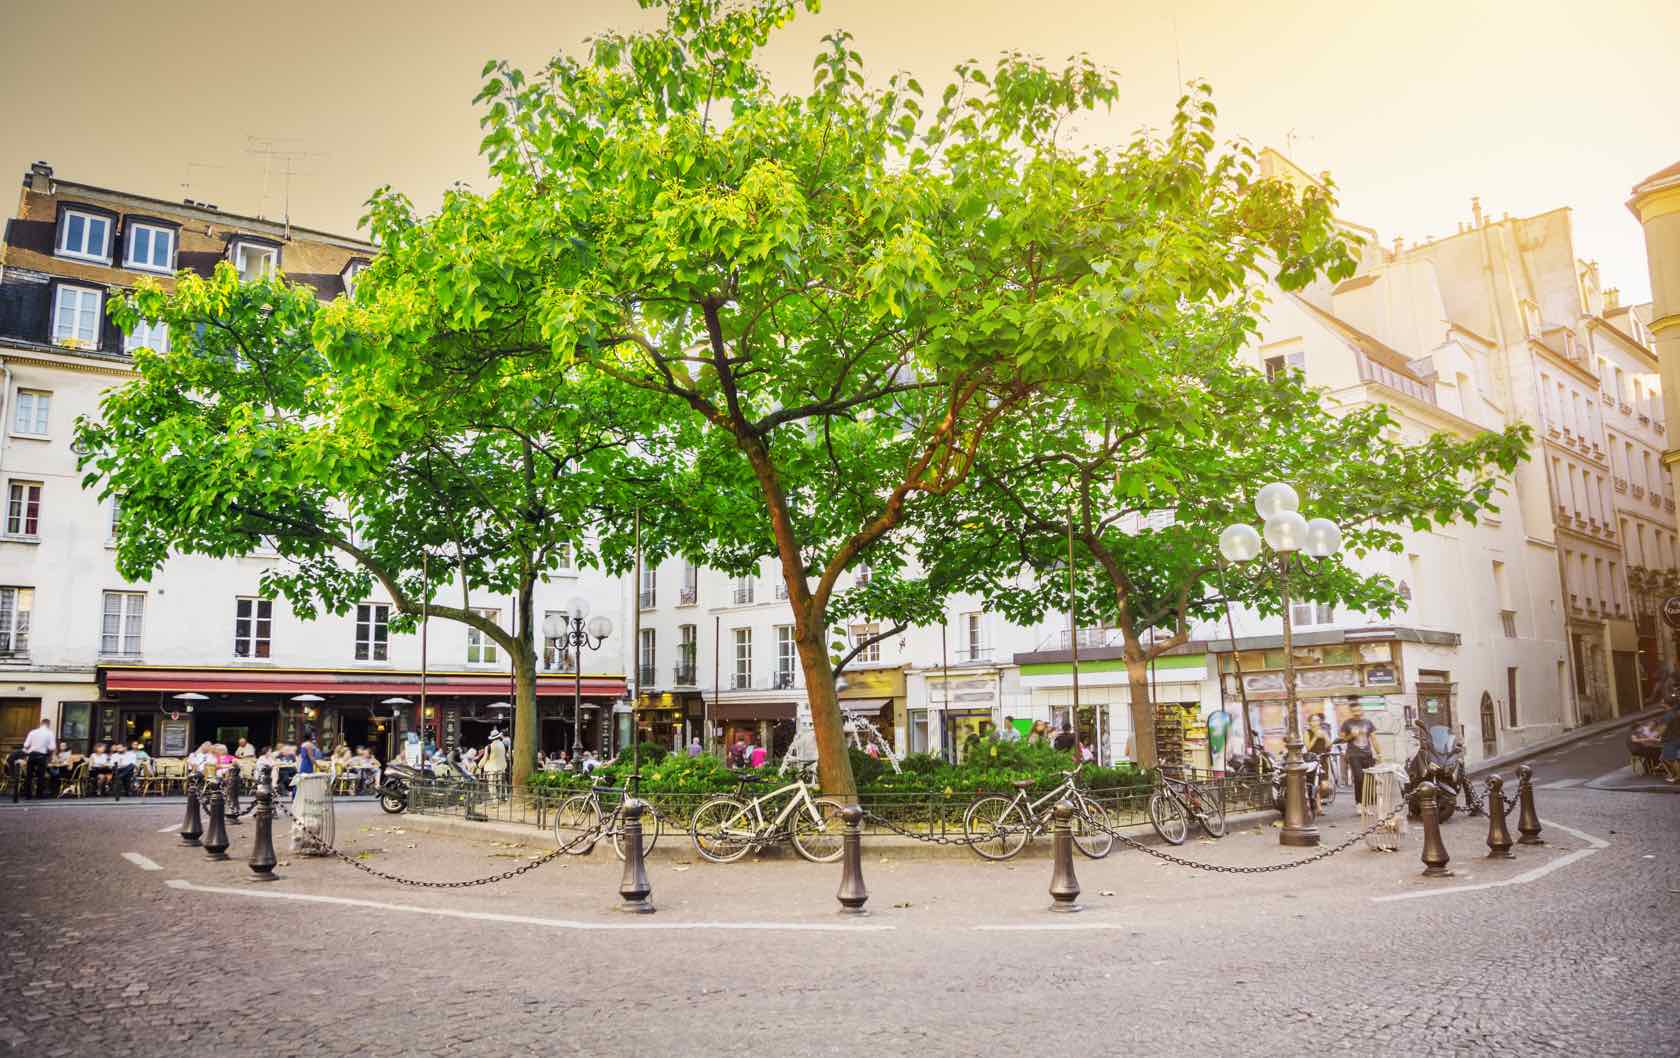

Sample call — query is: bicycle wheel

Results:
[1071,798,1115,859]
[1148,789,1189,845]
[553,794,602,854]
[611,803,663,861]
[1195,785,1227,838]
[789,797,846,863]
[690,796,754,863]
[963,795,1030,861]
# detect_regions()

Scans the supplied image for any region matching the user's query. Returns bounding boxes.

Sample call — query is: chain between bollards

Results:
[836,805,868,915]
[616,798,654,914]
[1515,764,1545,845]
[1484,774,1514,859]
[1048,801,1082,913]
[179,777,203,846]
[247,774,279,881]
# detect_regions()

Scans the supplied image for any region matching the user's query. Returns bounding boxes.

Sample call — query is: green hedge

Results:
[526,739,1153,799]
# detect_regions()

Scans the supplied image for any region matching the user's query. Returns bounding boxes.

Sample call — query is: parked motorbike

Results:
[1401,720,1474,822]
[377,762,422,815]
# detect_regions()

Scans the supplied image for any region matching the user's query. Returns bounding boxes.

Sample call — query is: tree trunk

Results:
[1125,659,1159,770]
[511,576,539,788]
[793,624,857,801]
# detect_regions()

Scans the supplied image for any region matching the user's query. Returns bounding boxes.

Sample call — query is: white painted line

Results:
[162,880,896,932]
[1370,819,1607,903]
[157,822,181,833]
[1539,778,1587,789]
[974,923,1131,931]
[122,852,162,871]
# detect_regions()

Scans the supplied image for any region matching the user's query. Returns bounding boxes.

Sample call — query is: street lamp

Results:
[561,595,612,758]
[1221,481,1343,848]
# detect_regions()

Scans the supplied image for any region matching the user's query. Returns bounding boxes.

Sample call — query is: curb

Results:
[1466,706,1660,777]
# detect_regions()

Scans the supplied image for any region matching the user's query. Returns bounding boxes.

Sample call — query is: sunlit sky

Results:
[2,0,1674,302]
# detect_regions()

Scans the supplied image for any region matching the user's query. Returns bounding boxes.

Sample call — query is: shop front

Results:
[634,690,699,752]
[1018,655,1209,766]
[709,698,797,758]
[838,667,905,751]
[1214,636,1414,762]
[919,667,1006,763]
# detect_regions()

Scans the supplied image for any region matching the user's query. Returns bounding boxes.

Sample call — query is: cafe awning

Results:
[838,697,891,715]
[99,664,627,700]
[709,700,797,721]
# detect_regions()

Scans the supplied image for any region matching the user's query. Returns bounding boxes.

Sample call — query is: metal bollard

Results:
[1048,800,1082,913]
[202,782,229,861]
[1418,779,1453,878]
[836,805,868,915]
[247,775,278,882]
[224,769,241,827]
[616,798,654,914]
[1484,775,1514,859]
[180,778,204,846]
[1515,763,1544,846]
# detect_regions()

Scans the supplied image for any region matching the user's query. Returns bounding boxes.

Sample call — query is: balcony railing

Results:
[638,664,656,687]
[639,589,656,609]
[674,664,697,686]
[1500,610,1517,638]
[731,672,752,690]
[733,585,754,605]
[1615,477,1628,493]
[773,670,797,690]
[774,581,789,600]
[679,586,698,606]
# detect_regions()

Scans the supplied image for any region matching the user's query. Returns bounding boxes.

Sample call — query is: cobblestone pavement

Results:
[0,735,1674,1058]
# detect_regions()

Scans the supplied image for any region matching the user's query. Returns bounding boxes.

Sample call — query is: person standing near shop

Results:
[1338,702,1379,798]
[21,718,54,799]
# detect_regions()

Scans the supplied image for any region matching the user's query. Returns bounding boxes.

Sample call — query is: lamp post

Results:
[561,596,612,759]
[1220,482,1343,848]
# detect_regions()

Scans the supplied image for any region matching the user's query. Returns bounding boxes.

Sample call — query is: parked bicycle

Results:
[553,775,664,861]
[961,766,1116,861]
[689,767,845,863]
[1148,770,1226,845]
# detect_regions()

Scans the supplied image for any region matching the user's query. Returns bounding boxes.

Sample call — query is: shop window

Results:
[355,602,390,661]
[233,597,272,658]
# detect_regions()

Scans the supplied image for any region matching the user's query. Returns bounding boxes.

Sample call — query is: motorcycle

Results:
[1401,720,1475,822]
[1230,747,1332,820]
[377,761,423,814]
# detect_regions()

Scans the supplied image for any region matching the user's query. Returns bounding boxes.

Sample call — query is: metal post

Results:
[1418,775,1452,878]
[180,777,203,846]
[224,768,241,826]
[1048,801,1082,912]
[836,804,868,914]
[248,774,278,881]
[202,781,230,861]
[1484,774,1514,859]
[1067,506,1085,761]
[616,799,654,914]
[1277,555,1319,847]
[1515,763,1544,845]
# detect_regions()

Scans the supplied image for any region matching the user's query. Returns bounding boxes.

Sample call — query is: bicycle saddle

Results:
[732,772,766,784]
[1011,779,1035,791]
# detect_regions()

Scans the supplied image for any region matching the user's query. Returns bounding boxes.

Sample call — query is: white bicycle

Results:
[689,768,846,863]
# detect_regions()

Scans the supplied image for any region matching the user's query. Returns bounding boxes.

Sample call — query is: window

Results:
[1507,667,1519,728]
[12,390,49,437]
[639,563,656,609]
[233,597,272,658]
[0,587,32,657]
[101,591,144,656]
[232,241,278,281]
[555,540,574,571]
[775,625,796,688]
[961,612,985,661]
[56,209,111,261]
[6,481,41,537]
[341,260,368,297]
[1265,350,1305,381]
[733,574,755,606]
[124,223,175,272]
[680,562,698,606]
[355,603,390,661]
[108,496,122,541]
[733,627,753,689]
[1290,601,1334,625]
[638,628,656,687]
[466,608,499,664]
[676,625,697,684]
[51,285,101,348]
[542,610,573,672]
[124,318,168,354]
[850,623,880,664]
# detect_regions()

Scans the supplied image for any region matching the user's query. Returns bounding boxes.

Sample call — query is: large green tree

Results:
[455,0,1354,797]
[926,353,1530,764]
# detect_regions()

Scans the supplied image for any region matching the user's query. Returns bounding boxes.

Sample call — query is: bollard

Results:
[202,782,229,861]
[836,804,868,915]
[1515,763,1544,846]
[225,769,241,827]
[1418,780,1453,878]
[180,777,203,846]
[247,775,278,882]
[1484,775,1514,859]
[616,798,654,914]
[1048,800,1082,913]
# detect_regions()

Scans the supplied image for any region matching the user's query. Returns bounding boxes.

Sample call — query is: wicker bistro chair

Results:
[143,758,183,796]
[56,761,89,799]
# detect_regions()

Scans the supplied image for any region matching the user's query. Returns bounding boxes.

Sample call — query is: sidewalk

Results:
[1468,705,1660,776]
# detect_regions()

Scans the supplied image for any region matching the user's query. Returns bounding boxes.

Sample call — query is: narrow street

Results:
[0,732,1673,1058]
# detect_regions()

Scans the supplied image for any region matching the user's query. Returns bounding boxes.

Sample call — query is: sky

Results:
[1,0,1675,302]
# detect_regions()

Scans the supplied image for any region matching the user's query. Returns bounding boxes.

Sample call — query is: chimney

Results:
[1471,195,1484,227]
[1606,287,1620,309]
[27,161,52,193]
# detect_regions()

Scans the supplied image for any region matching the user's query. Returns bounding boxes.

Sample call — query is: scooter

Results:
[377,762,422,814]
[1401,720,1474,822]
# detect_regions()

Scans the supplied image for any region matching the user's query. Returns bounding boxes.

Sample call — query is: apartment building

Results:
[0,163,630,758]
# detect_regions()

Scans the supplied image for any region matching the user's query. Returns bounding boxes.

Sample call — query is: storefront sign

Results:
[161,718,190,756]
[1363,664,1396,685]
[1663,595,1680,631]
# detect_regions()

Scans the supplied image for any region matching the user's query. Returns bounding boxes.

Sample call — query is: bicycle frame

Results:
[1001,776,1089,833]
[720,780,825,841]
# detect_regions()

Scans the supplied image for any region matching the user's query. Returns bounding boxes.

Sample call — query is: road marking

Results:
[1538,778,1587,789]
[162,880,896,931]
[974,923,1131,931]
[1370,819,1607,903]
[122,852,162,871]
[157,822,181,833]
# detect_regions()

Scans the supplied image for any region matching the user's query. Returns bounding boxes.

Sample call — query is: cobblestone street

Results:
[0,733,1674,1058]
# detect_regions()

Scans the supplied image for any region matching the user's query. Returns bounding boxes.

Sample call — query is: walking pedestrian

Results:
[21,717,54,799]
[999,715,1022,743]
[687,737,702,758]
[1052,721,1077,753]
[1338,702,1380,798]
[1660,691,1680,785]
[483,728,509,797]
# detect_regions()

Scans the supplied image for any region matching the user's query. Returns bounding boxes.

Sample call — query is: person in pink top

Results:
[749,742,768,769]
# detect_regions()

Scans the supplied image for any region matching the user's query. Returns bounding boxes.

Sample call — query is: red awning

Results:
[99,665,627,700]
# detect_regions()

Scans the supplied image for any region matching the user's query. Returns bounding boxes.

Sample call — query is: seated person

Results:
[47,743,73,794]
[234,737,256,759]
[349,747,381,792]
[112,743,138,797]
[186,741,215,773]
[87,743,115,796]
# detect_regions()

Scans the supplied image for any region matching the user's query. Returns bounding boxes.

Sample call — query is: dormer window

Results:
[50,284,102,349]
[340,258,370,298]
[230,240,279,282]
[55,208,112,263]
[123,222,177,274]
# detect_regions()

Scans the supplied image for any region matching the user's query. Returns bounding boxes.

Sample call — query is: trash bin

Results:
[1361,762,1407,852]
[290,773,335,856]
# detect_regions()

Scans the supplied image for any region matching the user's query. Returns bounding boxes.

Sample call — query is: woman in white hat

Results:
[482,728,509,799]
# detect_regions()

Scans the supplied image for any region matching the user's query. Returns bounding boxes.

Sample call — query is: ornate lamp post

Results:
[1220,482,1343,848]
[562,596,612,759]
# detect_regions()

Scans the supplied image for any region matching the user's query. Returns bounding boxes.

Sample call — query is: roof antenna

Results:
[245,137,326,238]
